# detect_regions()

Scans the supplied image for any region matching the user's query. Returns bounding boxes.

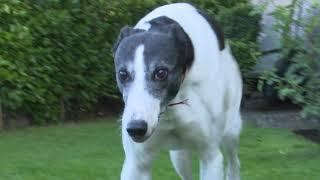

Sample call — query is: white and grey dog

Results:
[113,3,243,180]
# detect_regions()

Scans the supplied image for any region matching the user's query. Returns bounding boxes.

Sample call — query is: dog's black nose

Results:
[126,120,148,139]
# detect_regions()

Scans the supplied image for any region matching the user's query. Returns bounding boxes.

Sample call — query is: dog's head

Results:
[113,19,193,143]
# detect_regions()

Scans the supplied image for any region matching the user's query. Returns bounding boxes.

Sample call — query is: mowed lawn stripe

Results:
[0,119,319,180]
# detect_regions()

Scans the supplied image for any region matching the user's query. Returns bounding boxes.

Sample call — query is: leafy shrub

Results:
[259,0,320,117]
[0,0,260,123]
[216,4,261,73]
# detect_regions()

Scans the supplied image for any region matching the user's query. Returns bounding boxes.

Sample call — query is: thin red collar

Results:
[168,99,189,107]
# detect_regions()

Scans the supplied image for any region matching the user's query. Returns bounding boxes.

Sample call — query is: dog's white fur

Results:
[121,3,242,180]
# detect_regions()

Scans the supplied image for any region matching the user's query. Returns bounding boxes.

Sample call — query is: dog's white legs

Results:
[223,135,240,180]
[223,112,241,180]
[121,156,152,180]
[121,134,155,180]
[170,150,193,180]
[199,148,224,180]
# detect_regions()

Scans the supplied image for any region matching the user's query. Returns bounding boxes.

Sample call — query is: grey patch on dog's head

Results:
[114,17,194,107]
[148,16,194,73]
[112,26,145,56]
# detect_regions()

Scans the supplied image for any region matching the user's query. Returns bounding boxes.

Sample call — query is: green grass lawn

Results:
[0,118,319,180]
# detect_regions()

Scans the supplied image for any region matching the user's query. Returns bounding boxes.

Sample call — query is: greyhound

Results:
[112,3,243,180]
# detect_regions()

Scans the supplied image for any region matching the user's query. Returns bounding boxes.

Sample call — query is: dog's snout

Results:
[126,120,148,141]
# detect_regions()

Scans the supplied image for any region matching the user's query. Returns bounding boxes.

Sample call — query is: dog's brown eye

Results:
[119,70,130,82]
[154,69,168,81]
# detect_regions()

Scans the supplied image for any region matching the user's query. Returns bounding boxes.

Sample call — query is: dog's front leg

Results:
[121,156,152,180]
[121,134,154,180]
[199,147,224,180]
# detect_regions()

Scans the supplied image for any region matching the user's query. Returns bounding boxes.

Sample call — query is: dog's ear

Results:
[168,24,186,43]
[168,24,194,72]
[112,26,144,56]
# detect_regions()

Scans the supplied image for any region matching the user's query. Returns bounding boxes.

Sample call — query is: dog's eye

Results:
[119,69,130,82]
[154,68,168,81]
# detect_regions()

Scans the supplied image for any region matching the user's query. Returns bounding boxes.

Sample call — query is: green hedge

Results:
[259,0,320,117]
[0,0,260,123]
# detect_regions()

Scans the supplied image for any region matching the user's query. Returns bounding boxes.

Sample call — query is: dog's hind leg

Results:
[170,150,193,180]
[223,116,241,180]
[223,134,240,180]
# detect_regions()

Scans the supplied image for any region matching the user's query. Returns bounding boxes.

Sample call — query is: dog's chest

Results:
[154,109,212,150]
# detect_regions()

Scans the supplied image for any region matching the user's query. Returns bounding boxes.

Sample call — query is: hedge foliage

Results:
[259,0,320,118]
[0,0,260,123]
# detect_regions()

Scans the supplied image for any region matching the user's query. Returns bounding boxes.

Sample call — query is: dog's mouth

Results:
[130,129,155,143]
[131,135,150,143]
